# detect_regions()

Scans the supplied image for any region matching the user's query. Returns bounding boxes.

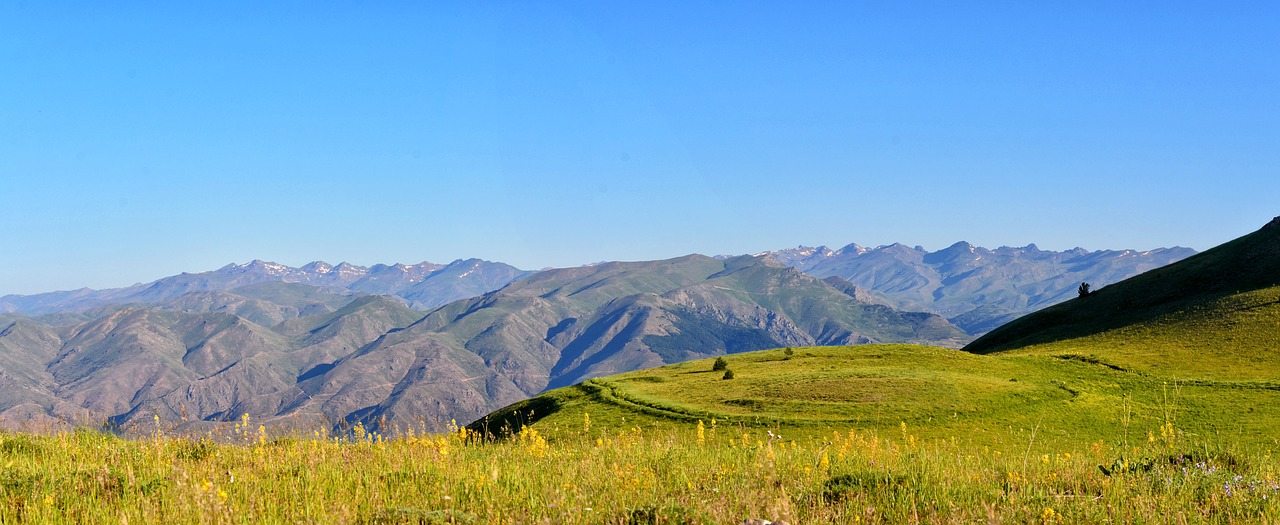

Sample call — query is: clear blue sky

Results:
[2,2,1277,295]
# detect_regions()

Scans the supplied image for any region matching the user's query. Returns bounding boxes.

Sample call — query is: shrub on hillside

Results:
[712,357,728,371]
[722,369,735,380]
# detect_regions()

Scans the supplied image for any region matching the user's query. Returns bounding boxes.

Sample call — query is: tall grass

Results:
[1,416,1276,524]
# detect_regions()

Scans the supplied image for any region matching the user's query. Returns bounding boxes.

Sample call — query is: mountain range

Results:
[756,242,1195,334]
[0,258,529,317]
[2,242,1194,338]
[0,238,1194,432]
[0,255,969,431]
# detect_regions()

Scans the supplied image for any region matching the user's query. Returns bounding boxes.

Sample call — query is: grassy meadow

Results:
[1,344,1278,524]
[480,346,1280,452]
[2,413,1278,524]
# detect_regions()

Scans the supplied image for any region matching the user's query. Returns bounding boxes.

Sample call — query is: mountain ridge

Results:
[0,258,530,316]
[0,253,971,432]
[747,241,1195,334]
[963,216,1280,374]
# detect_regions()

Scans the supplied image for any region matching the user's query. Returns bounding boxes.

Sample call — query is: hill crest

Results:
[963,217,1280,380]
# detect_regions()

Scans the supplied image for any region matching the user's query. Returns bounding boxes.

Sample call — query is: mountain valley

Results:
[0,237,1199,433]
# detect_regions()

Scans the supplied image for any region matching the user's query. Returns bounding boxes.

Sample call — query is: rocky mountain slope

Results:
[757,242,1195,334]
[270,254,967,431]
[0,255,967,432]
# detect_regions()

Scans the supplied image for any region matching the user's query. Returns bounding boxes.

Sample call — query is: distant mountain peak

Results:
[836,243,867,255]
[739,238,1197,335]
[301,261,334,274]
[333,262,365,274]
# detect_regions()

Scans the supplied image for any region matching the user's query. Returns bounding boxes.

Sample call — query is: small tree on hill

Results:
[1078,282,1091,297]
[722,368,735,380]
[784,347,795,360]
[712,357,728,371]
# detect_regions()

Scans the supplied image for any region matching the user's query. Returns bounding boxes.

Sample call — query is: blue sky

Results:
[2,2,1277,295]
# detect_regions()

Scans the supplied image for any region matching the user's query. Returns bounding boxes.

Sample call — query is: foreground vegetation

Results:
[1,414,1277,524]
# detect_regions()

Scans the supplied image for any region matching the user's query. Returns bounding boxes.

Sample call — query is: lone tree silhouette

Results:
[1078,282,1091,297]
[712,357,728,371]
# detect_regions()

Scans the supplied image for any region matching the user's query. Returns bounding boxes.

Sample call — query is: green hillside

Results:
[471,345,1280,450]
[476,219,1280,450]
[965,217,1280,380]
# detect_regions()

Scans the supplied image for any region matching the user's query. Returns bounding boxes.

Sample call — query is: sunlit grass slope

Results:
[964,218,1280,380]
[472,345,1280,450]
[5,420,1279,523]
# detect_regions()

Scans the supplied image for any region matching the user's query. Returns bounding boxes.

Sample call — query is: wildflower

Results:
[697,420,705,445]
[583,412,591,434]
[1041,507,1055,521]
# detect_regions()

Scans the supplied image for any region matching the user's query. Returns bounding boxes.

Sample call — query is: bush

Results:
[722,369,735,380]
[712,357,728,372]
[784,347,794,360]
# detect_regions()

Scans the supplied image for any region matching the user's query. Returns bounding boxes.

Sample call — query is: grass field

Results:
[2,413,1278,524]
[4,337,1280,524]
[994,285,1280,382]
[476,345,1280,452]
[4,341,1277,523]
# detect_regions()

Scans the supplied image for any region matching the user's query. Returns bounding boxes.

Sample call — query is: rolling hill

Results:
[472,344,1280,449]
[476,218,1280,448]
[964,216,1280,380]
